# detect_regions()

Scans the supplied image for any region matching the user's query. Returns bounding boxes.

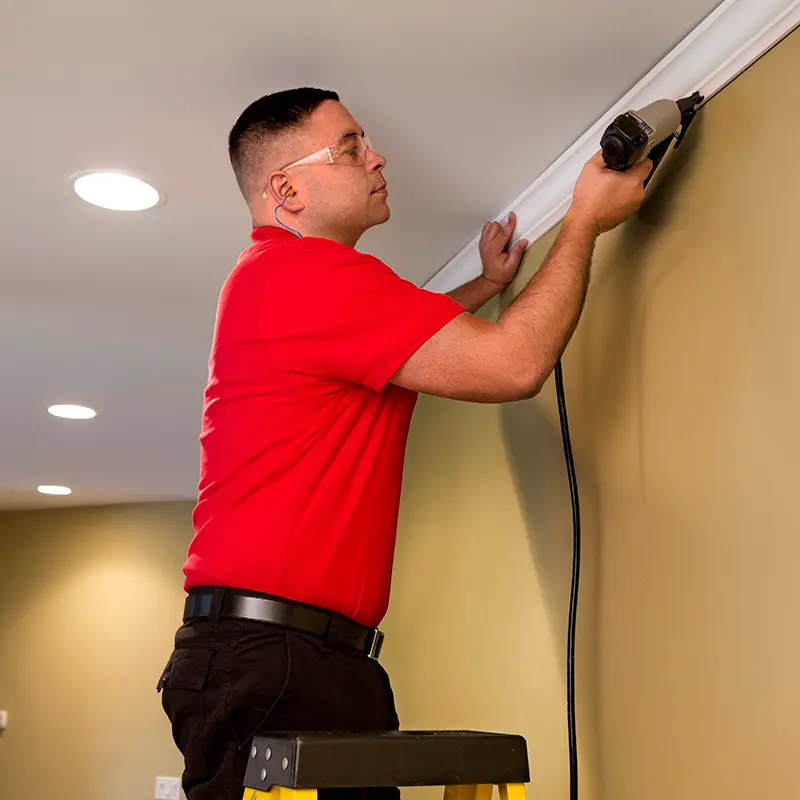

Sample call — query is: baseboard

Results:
[424,0,800,294]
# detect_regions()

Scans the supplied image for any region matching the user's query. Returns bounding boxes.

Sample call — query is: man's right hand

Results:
[568,151,653,234]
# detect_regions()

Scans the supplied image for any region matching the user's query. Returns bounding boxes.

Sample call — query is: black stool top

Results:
[244,731,530,790]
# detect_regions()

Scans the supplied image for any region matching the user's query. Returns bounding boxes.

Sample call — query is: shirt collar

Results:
[250,226,299,245]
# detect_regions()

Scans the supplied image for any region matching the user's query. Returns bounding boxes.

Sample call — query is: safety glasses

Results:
[281,134,374,171]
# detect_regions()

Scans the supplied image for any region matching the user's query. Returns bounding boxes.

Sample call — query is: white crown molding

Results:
[424,0,800,294]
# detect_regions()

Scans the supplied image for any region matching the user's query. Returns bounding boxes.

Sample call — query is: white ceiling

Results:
[0,0,723,510]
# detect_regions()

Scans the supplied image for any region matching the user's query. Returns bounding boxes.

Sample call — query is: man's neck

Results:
[252,220,362,249]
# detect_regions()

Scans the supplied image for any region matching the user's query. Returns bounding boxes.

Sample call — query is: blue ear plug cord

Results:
[274,195,303,238]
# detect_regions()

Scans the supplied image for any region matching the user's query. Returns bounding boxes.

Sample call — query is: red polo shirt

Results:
[184,227,463,628]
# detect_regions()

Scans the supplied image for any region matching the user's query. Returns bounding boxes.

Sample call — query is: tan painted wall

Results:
[0,502,193,800]
[382,28,800,800]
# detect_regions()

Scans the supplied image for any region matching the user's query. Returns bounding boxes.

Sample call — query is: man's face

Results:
[284,101,390,241]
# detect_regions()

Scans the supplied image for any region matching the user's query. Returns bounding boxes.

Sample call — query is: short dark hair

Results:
[228,87,340,197]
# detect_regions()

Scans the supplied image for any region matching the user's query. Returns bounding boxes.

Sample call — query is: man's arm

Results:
[447,274,507,314]
[390,153,653,403]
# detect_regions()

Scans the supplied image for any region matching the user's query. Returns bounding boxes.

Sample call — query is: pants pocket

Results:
[160,647,215,787]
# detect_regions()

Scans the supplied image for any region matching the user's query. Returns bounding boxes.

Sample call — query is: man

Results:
[158,87,652,800]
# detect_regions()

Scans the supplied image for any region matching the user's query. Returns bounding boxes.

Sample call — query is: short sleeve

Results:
[267,238,465,391]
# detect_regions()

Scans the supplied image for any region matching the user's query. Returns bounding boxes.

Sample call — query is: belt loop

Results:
[325,611,339,642]
[208,587,228,624]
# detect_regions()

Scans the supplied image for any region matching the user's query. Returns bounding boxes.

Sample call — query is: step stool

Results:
[242,731,529,800]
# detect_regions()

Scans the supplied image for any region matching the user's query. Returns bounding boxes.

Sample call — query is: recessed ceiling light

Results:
[48,404,97,420]
[37,485,72,496]
[72,170,161,211]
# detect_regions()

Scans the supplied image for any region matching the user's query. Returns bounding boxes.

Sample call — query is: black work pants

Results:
[158,592,400,800]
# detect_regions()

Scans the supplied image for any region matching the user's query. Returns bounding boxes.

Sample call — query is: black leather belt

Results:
[184,588,385,661]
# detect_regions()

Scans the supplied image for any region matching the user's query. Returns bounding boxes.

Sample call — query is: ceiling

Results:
[0,0,723,510]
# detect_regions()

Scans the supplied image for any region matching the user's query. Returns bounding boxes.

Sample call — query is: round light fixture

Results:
[37,485,73,496]
[48,404,97,420]
[73,170,160,211]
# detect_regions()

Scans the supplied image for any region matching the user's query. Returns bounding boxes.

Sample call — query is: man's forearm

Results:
[496,209,598,391]
[448,275,506,314]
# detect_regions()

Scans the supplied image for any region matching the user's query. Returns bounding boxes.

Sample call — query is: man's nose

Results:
[368,149,387,171]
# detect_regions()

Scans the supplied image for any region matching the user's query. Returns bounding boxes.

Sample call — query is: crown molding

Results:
[424,0,800,293]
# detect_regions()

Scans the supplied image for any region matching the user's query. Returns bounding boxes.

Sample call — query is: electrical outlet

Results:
[155,776,181,800]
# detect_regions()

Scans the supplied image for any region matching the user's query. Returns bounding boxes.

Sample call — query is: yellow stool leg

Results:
[244,787,318,800]
[498,784,527,800]
[443,785,493,800]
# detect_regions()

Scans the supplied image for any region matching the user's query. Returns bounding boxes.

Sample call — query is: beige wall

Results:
[383,28,800,800]
[0,502,193,800]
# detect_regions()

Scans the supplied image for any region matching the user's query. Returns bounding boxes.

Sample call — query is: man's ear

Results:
[264,172,303,210]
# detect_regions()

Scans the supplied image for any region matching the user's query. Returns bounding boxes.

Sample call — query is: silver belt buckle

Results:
[366,629,384,660]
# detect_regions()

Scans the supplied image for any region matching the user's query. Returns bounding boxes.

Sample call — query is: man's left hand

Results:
[479,211,529,289]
